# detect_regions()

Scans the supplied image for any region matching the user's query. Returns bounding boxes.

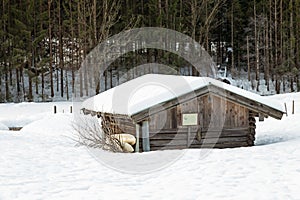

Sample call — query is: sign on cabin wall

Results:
[182,113,198,126]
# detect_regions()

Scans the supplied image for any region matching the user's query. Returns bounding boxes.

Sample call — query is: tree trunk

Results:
[289,0,295,92]
[48,0,54,97]
[5,71,9,101]
[16,68,20,96]
[254,0,259,92]
[80,70,83,97]
[83,0,88,96]
[93,0,97,45]
[42,72,44,101]
[274,0,278,87]
[66,70,69,100]
[265,17,270,91]
[33,2,38,96]
[20,66,26,101]
[28,75,33,102]
[269,0,274,83]
[231,1,234,70]
[58,0,64,98]
[247,36,250,81]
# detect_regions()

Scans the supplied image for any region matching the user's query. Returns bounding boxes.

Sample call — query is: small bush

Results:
[73,116,124,152]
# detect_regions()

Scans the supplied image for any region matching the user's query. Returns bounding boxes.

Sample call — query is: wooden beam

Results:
[187,127,191,147]
[284,103,288,116]
[142,121,150,152]
[259,113,264,121]
[135,124,140,152]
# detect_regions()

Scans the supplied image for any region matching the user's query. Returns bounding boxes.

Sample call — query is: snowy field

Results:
[0,94,300,200]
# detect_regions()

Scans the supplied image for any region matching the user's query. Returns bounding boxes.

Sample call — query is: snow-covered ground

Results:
[0,93,300,200]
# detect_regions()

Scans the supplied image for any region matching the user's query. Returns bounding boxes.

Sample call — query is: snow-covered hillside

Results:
[0,93,299,200]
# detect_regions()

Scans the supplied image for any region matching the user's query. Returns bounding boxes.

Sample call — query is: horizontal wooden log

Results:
[190,142,250,149]
[150,139,186,147]
[149,131,249,141]
[149,129,249,140]
[248,134,255,139]
[151,141,250,150]
[201,131,248,138]
[201,127,249,132]
[194,136,249,144]
[149,136,249,147]
[150,146,187,151]
[150,133,187,140]
[152,127,193,133]
[150,127,249,134]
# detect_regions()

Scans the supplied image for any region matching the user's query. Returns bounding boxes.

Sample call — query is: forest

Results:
[0,0,300,102]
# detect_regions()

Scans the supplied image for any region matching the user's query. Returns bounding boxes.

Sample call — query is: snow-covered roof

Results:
[82,74,284,117]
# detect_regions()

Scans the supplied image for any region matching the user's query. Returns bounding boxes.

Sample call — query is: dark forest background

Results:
[0,0,300,102]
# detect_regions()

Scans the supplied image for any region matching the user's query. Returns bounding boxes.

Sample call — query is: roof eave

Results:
[207,85,284,120]
[132,84,284,122]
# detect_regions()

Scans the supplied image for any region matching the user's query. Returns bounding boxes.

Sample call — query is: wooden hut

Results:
[82,74,284,152]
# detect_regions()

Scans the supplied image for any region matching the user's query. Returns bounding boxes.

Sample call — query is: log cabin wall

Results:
[148,94,249,130]
[100,93,255,151]
[147,94,252,150]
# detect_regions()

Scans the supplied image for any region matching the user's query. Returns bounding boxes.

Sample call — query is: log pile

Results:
[100,113,135,135]
[248,112,256,146]
[100,113,136,152]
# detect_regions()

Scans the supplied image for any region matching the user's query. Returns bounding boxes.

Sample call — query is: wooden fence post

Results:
[54,105,57,114]
[292,100,294,114]
[284,103,288,116]
[70,106,73,113]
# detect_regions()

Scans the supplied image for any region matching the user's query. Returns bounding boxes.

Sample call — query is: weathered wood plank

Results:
[150,146,187,151]
[150,139,186,146]
[190,142,249,149]
[149,127,248,133]
[201,131,249,138]
[207,85,283,119]
[150,133,187,140]
[150,141,250,150]
[149,136,249,147]
[142,121,150,152]
[194,136,249,144]
[149,130,249,140]
[135,124,140,152]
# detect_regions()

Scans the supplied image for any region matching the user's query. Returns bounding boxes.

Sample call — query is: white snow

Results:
[255,93,300,145]
[0,102,73,127]
[0,93,299,199]
[0,122,9,130]
[82,74,284,116]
